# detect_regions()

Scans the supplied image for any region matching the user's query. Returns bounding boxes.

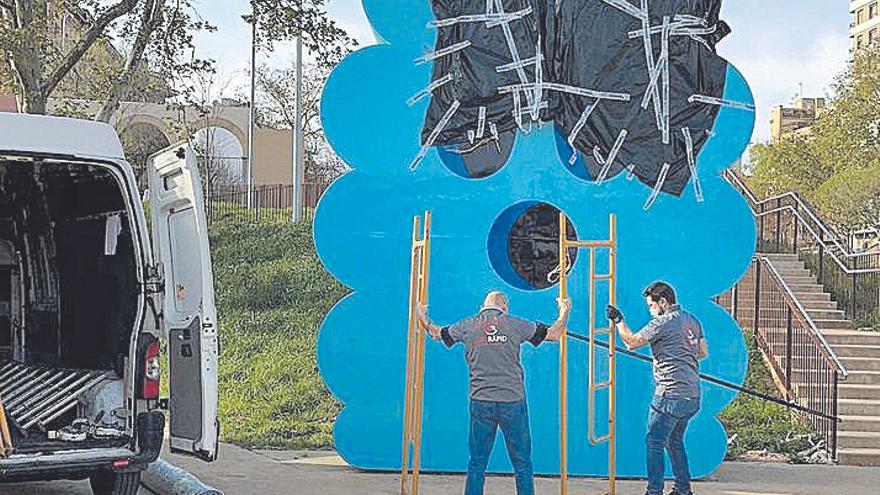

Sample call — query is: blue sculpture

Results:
[315,0,756,478]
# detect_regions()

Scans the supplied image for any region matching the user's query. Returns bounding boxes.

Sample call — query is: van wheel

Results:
[89,470,141,495]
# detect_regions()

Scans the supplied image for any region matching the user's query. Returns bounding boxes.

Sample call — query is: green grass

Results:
[718,334,816,459]
[207,210,818,454]
[210,209,348,449]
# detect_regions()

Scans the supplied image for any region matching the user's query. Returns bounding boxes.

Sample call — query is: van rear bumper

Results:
[0,412,165,482]
[0,447,136,482]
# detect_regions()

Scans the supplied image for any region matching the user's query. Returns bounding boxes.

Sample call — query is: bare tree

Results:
[252,62,348,182]
[177,71,245,196]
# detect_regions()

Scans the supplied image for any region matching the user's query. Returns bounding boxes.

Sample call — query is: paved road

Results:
[0,476,156,494]
[0,444,876,494]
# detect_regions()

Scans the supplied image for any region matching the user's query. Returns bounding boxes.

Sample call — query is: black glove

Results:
[606,305,623,325]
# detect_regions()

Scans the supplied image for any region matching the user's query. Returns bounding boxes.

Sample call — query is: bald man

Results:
[417,292,571,495]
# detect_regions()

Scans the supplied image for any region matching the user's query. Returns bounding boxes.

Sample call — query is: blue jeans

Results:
[465,399,534,495]
[646,395,701,495]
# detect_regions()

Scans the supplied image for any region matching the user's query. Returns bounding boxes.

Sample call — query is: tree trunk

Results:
[96,0,163,123]
[20,89,47,114]
[11,0,48,114]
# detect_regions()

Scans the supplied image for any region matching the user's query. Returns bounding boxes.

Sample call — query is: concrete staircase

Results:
[764,253,880,466]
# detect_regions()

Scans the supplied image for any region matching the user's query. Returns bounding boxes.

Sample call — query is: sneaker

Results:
[667,490,694,495]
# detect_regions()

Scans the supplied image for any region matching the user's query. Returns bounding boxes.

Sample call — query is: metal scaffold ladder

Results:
[400,211,432,495]
[558,213,618,495]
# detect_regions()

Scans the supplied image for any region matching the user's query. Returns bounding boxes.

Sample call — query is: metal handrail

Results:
[758,256,848,377]
[724,170,874,262]
[725,170,846,251]
[753,204,880,275]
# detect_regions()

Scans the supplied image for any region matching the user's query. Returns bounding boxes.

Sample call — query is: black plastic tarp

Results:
[421,0,733,198]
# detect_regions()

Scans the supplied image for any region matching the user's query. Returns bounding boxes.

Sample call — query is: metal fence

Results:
[205,182,331,225]
[719,257,845,460]
[725,171,880,328]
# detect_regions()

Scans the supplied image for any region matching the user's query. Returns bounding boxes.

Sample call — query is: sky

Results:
[195,0,852,143]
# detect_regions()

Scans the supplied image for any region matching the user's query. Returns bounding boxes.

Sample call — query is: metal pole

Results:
[775,199,782,252]
[292,35,305,223]
[567,330,844,422]
[832,370,839,461]
[753,259,762,337]
[247,15,257,210]
[785,307,793,395]
[852,272,858,320]
[732,282,739,320]
[759,203,766,252]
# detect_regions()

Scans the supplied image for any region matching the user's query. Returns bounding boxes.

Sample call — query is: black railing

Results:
[725,170,880,329]
[205,182,331,225]
[719,257,846,460]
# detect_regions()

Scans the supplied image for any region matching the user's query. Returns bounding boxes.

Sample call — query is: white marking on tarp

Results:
[644,162,671,210]
[415,40,472,65]
[567,101,600,165]
[407,74,453,106]
[409,100,461,170]
[682,127,704,202]
[688,94,756,111]
[499,82,630,102]
[595,129,629,184]
[601,0,648,20]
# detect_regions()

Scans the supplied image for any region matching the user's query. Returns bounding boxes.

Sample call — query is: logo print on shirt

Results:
[686,327,700,352]
[483,323,508,344]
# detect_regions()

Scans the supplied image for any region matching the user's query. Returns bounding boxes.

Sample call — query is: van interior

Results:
[0,158,137,453]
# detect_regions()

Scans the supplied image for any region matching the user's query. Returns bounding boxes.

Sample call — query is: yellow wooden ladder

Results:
[0,395,14,457]
[400,211,432,495]
[558,213,618,495]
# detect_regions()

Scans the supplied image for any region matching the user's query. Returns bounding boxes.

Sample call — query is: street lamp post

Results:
[246,13,258,210]
[292,34,304,222]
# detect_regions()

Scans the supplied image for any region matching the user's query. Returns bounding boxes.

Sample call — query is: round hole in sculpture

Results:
[488,202,578,291]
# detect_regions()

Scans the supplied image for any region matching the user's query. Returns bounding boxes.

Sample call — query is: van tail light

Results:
[142,341,161,400]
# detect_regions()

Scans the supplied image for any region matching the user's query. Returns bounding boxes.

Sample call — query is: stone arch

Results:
[116,115,175,188]
[191,123,247,186]
[116,113,177,145]
[190,116,248,158]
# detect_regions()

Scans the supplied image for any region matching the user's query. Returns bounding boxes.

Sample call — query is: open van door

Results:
[147,145,219,462]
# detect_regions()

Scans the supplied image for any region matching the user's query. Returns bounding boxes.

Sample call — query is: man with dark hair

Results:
[417,291,571,495]
[606,282,708,495]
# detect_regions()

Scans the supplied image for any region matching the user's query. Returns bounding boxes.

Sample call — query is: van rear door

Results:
[147,145,219,461]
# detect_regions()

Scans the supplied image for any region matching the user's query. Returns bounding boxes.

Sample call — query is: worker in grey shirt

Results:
[606,281,708,495]
[417,291,571,495]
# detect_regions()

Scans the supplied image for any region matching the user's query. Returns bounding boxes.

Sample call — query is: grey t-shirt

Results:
[441,310,548,403]
[638,305,704,399]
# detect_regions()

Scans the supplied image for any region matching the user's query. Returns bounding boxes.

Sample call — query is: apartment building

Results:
[769,98,827,141]
[851,0,880,51]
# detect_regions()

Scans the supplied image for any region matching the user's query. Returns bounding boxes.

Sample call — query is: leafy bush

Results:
[719,334,817,459]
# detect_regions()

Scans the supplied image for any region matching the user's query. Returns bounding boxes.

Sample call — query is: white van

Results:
[0,113,219,494]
